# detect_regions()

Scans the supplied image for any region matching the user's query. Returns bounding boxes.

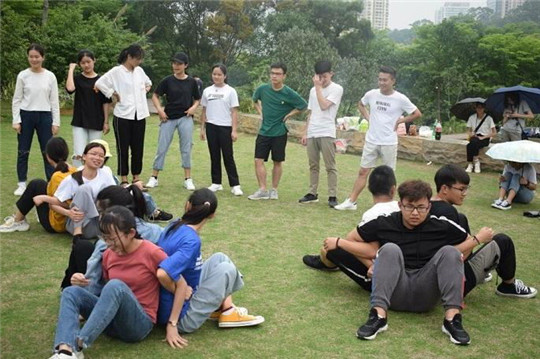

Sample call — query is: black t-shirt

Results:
[430,200,471,234]
[357,211,468,270]
[68,74,112,130]
[154,75,201,119]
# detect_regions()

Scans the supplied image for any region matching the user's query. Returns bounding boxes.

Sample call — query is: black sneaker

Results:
[496,279,537,299]
[299,193,319,204]
[302,255,339,271]
[442,313,470,345]
[149,209,173,222]
[328,196,338,208]
[356,308,388,340]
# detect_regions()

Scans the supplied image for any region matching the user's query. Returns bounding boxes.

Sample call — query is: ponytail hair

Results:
[96,185,147,220]
[117,44,144,64]
[99,206,139,248]
[45,137,70,173]
[72,142,106,186]
[166,188,217,235]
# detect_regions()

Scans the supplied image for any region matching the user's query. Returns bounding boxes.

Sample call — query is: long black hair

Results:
[72,142,106,186]
[166,188,217,235]
[117,44,144,64]
[45,137,70,173]
[96,185,147,220]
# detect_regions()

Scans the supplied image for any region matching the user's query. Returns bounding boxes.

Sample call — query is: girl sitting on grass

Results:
[157,188,264,349]
[49,206,183,359]
[0,137,76,234]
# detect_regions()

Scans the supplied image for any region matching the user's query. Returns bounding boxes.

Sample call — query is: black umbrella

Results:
[450,98,486,120]
[485,85,540,114]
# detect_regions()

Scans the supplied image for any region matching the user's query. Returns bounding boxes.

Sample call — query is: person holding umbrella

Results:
[465,103,496,173]
[499,92,534,142]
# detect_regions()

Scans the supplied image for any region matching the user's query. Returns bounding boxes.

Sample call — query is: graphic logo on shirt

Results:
[195,255,203,270]
[376,100,391,112]
[208,93,225,101]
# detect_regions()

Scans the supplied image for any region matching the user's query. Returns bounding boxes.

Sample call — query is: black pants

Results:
[466,137,490,162]
[16,178,55,233]
[326,248,372,292]
[60,239,95,289]
[463,233,516,296]
[113,116,146,177]
[206,123,240,186]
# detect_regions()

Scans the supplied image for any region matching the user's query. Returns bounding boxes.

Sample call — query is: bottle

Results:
[359,119,369,133]
[435,120,442,140]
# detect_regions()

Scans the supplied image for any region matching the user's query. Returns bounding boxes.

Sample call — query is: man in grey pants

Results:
[354,180,494,345]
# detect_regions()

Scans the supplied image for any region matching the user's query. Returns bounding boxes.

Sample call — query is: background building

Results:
[487,0,527,18]
[360,0,389,30]
[435,2,471,24]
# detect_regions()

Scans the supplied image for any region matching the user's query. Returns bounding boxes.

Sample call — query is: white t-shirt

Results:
[201,84,239,127]
[466,114,495,136]
[95,65,151,120]
[503,163,537,184]
[361,89,417,145]
[307,82,343,138]
[54,167,116,203]
[358,200,400,227]
[12,69,60,126]
[501,100,532,133]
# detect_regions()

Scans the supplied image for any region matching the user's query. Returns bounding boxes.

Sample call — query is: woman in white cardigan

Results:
[95,44,151,186]
[12,43,60,196]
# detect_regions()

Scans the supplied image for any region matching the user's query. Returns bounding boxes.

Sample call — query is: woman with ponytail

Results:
[157,188,264,349]
[0,137,76,233]
[33,142,115,241]
[95,44,152,186]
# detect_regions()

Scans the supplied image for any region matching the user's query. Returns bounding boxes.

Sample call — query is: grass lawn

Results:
[1,113,539,359]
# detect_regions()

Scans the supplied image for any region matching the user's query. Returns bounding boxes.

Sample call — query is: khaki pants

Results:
[307,137,337,197]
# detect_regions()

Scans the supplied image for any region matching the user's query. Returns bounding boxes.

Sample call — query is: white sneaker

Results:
[483,272,493,283]
[0,215,30,233]
[248,189,269,200]
[465,163,473,173]
[334,198,357,211]
[491,198,503,208]
[146,176,158,188]
[208,184,223,192]
[14,182,26,196]
[184,178,195,191]
[48,351,84,359]
[231,185,243,196]
[474,161,481,173]
[269,189,278,200]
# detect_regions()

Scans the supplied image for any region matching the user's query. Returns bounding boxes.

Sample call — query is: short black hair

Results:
[271,62,287,75]
[368,165,396,197]
[398,180,432,202]
[27,43,45,57]
[314,60,332,74]
[434,164,470,192]
[379,65,396,79]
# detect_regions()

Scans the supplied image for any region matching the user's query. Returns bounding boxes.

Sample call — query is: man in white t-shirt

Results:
[335,66,422,211]
[302,165,399,291]
[299,61,343,207]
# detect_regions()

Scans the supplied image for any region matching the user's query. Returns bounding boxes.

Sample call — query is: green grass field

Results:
[1,113,538,359]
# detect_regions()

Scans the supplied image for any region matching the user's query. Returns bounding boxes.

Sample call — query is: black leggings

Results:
[60,239,95,289]
[466,137,490,162]
[326,248,372,292]
[16,178,55,233]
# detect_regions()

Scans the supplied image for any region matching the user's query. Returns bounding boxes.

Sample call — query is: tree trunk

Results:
[42,0,49,26]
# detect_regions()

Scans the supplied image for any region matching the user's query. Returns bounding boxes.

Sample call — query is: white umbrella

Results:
[486,140,540,163]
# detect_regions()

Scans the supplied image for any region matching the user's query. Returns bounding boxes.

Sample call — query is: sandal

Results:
[523,211,540,218]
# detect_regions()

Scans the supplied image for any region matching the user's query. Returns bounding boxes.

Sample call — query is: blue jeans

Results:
[501,172,534,204]
[17,110,54,182]
[152,116,193,170]
[54,279,154,352]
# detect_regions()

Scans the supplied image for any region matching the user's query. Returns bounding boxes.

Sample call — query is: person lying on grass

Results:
[49,206,185,359]
[157,188,264,349]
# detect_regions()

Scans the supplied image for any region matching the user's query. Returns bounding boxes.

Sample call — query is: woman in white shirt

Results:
[12,43,60,196]
[95,44,151,186]
[465,103,496,173]
[199,64,243,196]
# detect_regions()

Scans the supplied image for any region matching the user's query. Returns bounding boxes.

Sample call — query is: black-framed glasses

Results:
[400,203,430,213]
[450,185,470,194]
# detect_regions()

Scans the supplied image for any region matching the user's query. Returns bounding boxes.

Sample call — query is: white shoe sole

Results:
[495,289,537,299]
[442,325,470,345]
[219,316,265,328]
[356,324,388,340]
[334,206,357,211]
[299,199,319,204]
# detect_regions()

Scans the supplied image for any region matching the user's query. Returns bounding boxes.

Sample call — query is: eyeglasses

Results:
[400,203,430,213]
[450,185,470,194]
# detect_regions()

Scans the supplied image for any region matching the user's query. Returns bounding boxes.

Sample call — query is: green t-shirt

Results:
[252,84,307,137]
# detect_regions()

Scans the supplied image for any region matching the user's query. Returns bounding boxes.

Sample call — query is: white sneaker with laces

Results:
[491,199,503,208]
[0,215,30,233]
[146,176,158,188]
[334,198,357,211]
[474,161,481,173]
[14,182,26,196]
[269,189,278,200]
[184,178,196,191]
[231,185,243,196]
[247,189,269,200]
[465,163,473,173]
[208,184,223,192]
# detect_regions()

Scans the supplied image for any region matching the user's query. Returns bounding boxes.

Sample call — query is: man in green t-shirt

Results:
[248,63,307,200]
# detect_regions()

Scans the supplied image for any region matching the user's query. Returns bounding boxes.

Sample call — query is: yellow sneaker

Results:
[218,307,265,328]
